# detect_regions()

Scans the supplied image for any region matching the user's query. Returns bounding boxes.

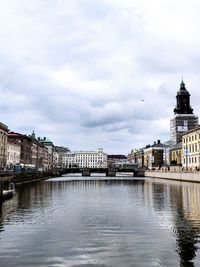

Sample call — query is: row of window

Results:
[8,144,21,152]
[183,156,200,164]
[183,143,200,153]
[7,152,20,161]
[64,160,104,164]
[183,133,200,143]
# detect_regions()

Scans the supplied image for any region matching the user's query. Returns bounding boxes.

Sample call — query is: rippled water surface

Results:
[1,176,200,267]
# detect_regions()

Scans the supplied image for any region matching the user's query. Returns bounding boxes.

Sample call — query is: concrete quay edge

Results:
[145,170,200,183]
[0,172,59,188]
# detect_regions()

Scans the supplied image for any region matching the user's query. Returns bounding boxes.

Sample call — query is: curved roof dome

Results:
[177,80,190,95]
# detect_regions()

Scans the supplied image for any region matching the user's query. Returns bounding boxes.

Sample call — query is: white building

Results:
[7,140,21,168]
[63,148,107,168]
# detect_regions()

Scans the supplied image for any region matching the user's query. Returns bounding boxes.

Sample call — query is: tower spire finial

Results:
[180,77,185,88]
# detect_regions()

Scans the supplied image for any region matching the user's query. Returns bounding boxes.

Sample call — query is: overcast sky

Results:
[1,0,200,154]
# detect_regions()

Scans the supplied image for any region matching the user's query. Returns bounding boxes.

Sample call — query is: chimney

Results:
[157,140,160,144]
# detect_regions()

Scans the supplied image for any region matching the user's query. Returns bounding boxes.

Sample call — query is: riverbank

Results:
[145,170,200,183]
[0,171,60,188]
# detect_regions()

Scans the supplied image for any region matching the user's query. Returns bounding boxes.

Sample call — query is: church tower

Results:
[170,81,198,145]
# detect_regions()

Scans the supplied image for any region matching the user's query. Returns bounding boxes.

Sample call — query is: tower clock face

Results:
[183,98,187,103]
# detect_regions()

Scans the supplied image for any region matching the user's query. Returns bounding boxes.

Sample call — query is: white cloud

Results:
[0,0,199,154]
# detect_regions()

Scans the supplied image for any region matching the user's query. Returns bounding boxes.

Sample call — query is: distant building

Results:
[8,132,33,167]
[8,131,49,170]
[127,148,144,168]
[55,146,70,167]
[107,155,127,168]
[170,81,198,145]
[169,142,182,166]
[30,132,49,170]
[143,140,167,169]
[0,122,9,170]
[39,136,58,169]
[63,148,107,168]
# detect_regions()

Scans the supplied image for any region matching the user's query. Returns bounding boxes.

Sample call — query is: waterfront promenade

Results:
[146,170,200,183]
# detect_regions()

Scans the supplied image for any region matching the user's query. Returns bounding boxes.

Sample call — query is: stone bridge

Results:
[59,167,144,177]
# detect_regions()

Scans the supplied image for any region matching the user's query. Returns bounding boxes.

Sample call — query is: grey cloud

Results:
[0,0,199,154]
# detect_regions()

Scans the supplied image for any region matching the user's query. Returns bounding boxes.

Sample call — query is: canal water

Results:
[0,176,200,267]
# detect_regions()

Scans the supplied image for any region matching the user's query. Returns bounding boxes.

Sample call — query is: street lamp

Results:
[185,144,189,172]
[198,139,200,171]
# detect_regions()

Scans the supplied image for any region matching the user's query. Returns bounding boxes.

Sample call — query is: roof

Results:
[177,80,190,96]
[151,143,166,148]
[181,126,200,136]
[170,142,182,151]
[8,132,32,141]
[0,122,9,132]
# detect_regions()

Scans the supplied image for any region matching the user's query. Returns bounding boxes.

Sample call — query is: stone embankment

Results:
[0,171,59,188]
[145,170,200,183]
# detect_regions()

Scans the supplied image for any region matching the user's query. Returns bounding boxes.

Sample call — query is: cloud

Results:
[0,0,199,154]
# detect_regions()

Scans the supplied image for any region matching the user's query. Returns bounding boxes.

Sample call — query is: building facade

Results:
[143,140,167,169]
[127,148,144,168]
[8,132,49,170]
[7,140,21,168]
[8,132,33,168]
[40,137,57,169]
[182,127,200,171]
[0,122,9,170]
[169,142,182,166]
[55,146,70,167]
[170,81,198,145]
[63,148,107,168]
[107,155,127,168]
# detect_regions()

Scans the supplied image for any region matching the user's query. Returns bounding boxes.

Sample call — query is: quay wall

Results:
[145,170,200,183]
[0,172,59,188]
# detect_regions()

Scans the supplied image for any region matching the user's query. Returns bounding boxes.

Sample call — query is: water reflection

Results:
[0,178,200,266]
[145,180,200,267]
[170,184,200,267]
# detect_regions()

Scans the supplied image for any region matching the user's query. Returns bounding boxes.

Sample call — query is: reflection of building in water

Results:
[170,184,200,267]
[180,184,200,225]
[143,180,200,266]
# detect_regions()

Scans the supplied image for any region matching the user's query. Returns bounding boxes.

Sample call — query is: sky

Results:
[1,0,200,154]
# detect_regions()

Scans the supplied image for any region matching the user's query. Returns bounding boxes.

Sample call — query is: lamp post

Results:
[164,146,167,171]
[198,139,200,171]
[185,144,188,172]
